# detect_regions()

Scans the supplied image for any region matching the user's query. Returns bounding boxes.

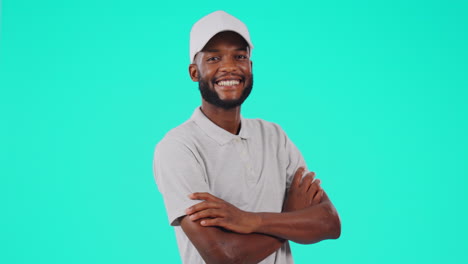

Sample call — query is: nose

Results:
[219,56,238,73]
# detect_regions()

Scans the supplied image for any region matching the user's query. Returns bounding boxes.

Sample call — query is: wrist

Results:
[249,212,263,233]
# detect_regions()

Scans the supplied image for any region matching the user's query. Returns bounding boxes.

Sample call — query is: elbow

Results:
[330,214,341,239]
[312,202,341,243]
[292,203,341,245]
[327,204,341,239]
[296,207,341,245]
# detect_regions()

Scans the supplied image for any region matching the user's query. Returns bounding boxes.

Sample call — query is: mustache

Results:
[212,73,246,83]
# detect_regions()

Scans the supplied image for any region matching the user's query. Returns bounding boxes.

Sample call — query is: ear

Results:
[189,64,199,82]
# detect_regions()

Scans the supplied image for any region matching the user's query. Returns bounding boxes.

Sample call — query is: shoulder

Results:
[155,119,200,155]
[244,117,283,131]
[243,117,288,139]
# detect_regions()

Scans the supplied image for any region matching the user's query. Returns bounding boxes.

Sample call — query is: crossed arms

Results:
[180,167,341,264]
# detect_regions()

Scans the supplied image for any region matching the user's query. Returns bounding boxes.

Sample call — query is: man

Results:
[153,11,340,264]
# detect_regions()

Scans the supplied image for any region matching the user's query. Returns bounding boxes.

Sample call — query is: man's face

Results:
[190,31,253,109]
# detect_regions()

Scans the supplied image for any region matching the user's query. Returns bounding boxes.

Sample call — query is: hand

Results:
[283,167,323,212]
[185,192,260,234]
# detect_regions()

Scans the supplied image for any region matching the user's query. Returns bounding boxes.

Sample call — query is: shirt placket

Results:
[234,137,256,184]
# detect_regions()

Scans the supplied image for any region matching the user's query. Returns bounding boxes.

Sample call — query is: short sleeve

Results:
[153,137,210,226]
[281,128,308,189]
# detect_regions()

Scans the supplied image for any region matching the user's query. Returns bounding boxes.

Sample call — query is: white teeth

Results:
[217,80,240,86]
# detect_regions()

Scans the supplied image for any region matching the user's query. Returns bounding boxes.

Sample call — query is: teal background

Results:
[2,0,467,263]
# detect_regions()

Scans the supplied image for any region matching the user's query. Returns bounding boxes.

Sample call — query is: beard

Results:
[198,74,253,110]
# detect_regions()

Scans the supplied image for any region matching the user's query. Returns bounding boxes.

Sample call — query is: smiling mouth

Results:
[215,79,241,86]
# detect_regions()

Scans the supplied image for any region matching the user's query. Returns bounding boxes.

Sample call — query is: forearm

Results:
[255,198,341,244]
[181,217,284,264]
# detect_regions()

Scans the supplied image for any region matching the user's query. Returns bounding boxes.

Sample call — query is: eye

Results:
[207,56,220,62]
[236,55,248,60]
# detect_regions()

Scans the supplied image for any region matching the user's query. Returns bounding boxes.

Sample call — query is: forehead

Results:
[202,31,249,51]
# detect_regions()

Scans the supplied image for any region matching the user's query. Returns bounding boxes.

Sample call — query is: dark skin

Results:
[189,31,252,134]
[183,31,341,264]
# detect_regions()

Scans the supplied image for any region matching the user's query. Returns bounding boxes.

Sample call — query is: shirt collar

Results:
[191,107,250,145]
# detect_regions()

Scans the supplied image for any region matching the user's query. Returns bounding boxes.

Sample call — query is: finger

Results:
[307,180,320,195]
[186,201,221,215]
[305,174,319,192]
[312,189,324,204]
[189,209,225,221]
[307,179,321,192]
[302,172,316,186]
[200,218,224,228]
[300,173,315,190]
[189,192,223,202]
[308,181,322,199]
[291,167,305,188]
[306,180,320,202]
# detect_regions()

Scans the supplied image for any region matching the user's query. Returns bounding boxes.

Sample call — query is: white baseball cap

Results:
[189,10,254,63]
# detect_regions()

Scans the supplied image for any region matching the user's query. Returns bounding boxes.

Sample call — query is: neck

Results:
[200,100,241,135]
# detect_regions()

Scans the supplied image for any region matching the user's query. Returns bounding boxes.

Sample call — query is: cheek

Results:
[199,66,216,79]
[240,64,252,74]
[242,67,252,79]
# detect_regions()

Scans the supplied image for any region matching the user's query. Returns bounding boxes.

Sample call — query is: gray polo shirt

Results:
[153,107,307,264]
